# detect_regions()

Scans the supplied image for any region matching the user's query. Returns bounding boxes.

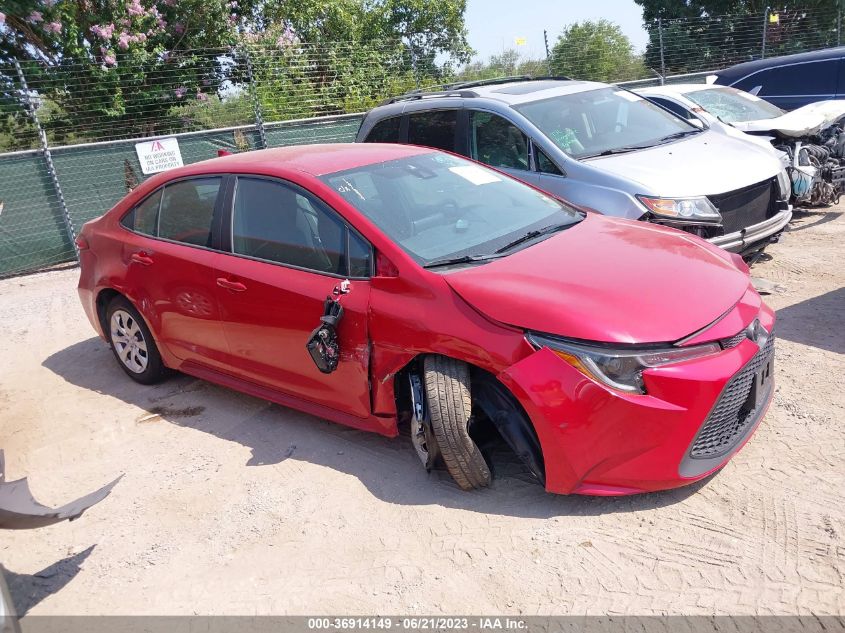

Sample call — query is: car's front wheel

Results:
[423,355,491,490]
[106,296,169,385]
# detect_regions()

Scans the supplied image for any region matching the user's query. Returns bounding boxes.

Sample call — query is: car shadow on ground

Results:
[3,546,94,615]
[775,286,845,355]
[786,208,842,233]
[44,338,714,520]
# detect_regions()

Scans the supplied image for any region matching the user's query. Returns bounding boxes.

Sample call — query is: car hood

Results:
[585,130,782,196]
[732,100,845,137]
[443,215,750,344]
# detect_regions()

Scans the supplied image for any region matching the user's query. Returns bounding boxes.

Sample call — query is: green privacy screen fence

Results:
[0,115,363,278]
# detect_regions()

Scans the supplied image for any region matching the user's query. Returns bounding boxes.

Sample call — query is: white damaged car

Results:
[638,84,845,207]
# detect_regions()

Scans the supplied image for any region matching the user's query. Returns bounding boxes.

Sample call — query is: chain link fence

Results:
[0,7,842,277]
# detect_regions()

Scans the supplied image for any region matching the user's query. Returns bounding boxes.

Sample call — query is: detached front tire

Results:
[106,296,169,385]
[423,356,491,490]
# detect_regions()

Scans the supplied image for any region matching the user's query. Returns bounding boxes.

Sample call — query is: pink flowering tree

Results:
[0,0,255,145]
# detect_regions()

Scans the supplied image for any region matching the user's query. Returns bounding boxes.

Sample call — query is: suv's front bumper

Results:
[709,207,793,253]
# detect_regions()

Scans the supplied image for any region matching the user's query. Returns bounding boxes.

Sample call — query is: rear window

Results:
[365,116,401,143]
[407,110,457,151]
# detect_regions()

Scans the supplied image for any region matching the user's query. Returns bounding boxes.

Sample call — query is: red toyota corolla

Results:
[77,143,775,495]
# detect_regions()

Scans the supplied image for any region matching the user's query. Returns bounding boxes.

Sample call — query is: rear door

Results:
[213,176,373,419]
[406,109,461,152]
[119,176,230,368]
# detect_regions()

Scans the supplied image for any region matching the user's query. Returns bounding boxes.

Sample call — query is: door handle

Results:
[130,252,153,266]
[216,277,247,292]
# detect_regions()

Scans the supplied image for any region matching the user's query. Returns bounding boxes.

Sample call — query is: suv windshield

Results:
[321,152,582,267]
[683,86,784,123]
[515,87,699,159]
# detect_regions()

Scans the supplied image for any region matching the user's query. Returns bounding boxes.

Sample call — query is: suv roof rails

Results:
[448,75,571,90]
[380,75,573,106]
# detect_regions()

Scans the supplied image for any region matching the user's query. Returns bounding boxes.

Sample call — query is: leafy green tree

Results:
[636,1,841,75]
[550,20,646,82]
[0,0,471,149]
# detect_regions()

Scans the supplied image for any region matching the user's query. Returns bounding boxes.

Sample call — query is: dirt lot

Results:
[0,207,843,617]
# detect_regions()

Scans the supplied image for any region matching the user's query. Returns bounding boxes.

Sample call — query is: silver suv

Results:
[356,77,792,255]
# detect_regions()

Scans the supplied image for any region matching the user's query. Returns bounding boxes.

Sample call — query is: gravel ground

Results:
[0,207,843,616]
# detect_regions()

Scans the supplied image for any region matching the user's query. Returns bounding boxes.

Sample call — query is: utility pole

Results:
[14,59,78,259]
[658,18,666,83]
[543,30,552,74]
[762,7,770,59]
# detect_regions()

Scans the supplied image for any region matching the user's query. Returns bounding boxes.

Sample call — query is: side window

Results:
[365,116,401,143]
[740,61,838,96]
[407,110,457,151]
[649,97,692,119]
[536,147,563,176]
[158,178,221,247]
[348,230,372,277]
[233,177,362,276]
[121,189,161,236]
[469,111,529,170]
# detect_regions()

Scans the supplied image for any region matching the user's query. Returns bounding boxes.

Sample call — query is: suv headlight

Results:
[776,168,791,200]
[637,195,721,222]
[526,333,721,394]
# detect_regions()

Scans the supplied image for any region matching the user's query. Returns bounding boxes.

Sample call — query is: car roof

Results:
[637,83,719,96]
[470,79,607,104]
[715,46,845,83]
[378,78,609,109]
[151,143,434,183]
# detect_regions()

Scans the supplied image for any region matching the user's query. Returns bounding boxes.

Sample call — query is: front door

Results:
[467,110,543,187]
[213,176,373,419]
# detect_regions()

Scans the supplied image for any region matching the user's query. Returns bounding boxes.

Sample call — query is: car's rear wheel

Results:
[423,355,491,490]
[106,296,169,385]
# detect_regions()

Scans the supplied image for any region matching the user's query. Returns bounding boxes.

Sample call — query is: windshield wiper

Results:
[583,145,653,158]
[494,223,574,254]
[423,253,502,269]
[657,129,701,143]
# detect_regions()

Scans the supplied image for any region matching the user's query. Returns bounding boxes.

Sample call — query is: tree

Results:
[0,0,472,150]
[549,20,646,82]
[636,1,841,76]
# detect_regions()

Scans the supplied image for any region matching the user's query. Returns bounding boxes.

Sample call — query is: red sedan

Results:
[77,143,775,495]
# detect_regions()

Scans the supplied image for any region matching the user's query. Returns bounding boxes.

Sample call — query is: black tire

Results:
[105,296,170,385]
[423,356,491,490]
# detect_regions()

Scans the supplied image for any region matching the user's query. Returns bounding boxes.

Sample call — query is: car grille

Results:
[689,335,775,459]
[708,179,778,235]
[721,330,748,349]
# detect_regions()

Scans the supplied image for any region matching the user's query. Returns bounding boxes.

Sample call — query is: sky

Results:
[463,0,649,62]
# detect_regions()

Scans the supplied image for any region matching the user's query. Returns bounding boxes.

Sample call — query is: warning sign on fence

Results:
[134,137,184,175]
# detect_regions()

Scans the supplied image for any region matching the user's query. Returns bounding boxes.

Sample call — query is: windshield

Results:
[514,87,698,159]
[683,87,784,123]
[321,152,582,266]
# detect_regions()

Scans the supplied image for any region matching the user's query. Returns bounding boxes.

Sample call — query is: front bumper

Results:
[498,295,776,496]
[709,207,792,252]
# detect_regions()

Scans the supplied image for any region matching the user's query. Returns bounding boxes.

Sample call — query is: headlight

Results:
[637,195,721,222]
[526,333,721,394]
[776,168,791,199]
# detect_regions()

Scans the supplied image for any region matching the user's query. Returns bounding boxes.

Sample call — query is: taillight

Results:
[375,251,399,277]
[75,234,90,251]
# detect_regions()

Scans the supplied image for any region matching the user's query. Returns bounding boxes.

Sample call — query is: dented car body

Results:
[77,144,776,495]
